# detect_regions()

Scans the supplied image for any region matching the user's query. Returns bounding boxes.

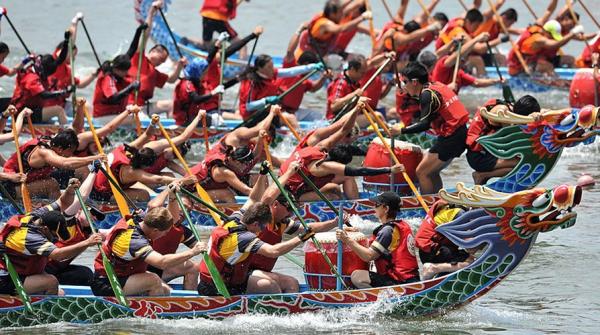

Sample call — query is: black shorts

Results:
[30,106,44,123]
[147,265,164,278]
[197,280,247,297]
[90,272,129,297]
[419,245,470,264]
[466,150,498,172]
[429,125,468,162]
[368,271,419,288]
[0,274,26,295]
[202,17,238,42]
[0,97,11,113]
[45,264,94,286]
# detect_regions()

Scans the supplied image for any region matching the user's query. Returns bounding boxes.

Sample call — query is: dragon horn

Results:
[439,182,511,207]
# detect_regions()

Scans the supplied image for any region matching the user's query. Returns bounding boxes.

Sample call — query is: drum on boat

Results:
[569,69,599,108]
[362,137,423,194]
[303,231,369,290]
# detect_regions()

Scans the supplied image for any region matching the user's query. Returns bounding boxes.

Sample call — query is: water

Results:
[1,0,600,333]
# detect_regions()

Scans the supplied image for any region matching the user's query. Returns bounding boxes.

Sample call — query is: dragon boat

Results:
[3,105,597,230]
[0,182,582,328]
[133,0,576,94]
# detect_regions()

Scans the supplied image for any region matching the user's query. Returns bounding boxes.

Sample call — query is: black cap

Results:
[40,210,70,241]
[369,192,403,212]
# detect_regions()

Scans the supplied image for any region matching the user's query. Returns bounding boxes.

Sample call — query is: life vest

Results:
[293,129,317,153]
[93,145,135,195]
[144,152,170,174]
[361,67,384,109]
[190,145,229,190]
[326,72,360,120]
[407,30,436,58]
[473,17,501,41]
[0,214,51,276]
[466,98,503,152]
[200,0,237,20]
[199,221,252,287]
[380,24,411,56]
[151,220,186,255]
[508,25,559,75]
[425,82,469,137]
[3,138,56,183]
[297,13,337,58]
[47,219,89,269]
[371,220,419,282]
[415,200,463,254]
[395,89,421,126]
[576,36,600,68]
[11,69,48,111]
[172,78,204,126]
[280,146,335,194]
[435,18,468,50]
[332,14,359,53]
[238,72,279,120]
[93,218,148,277]
[248,221,286,272]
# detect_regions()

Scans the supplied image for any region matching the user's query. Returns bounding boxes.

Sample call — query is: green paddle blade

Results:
[3,254,34,313]
[502,84,515,104]
[102,254,129,306]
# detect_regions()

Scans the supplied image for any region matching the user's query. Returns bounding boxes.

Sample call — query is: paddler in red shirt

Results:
[330,0,377,58]
[471,0,520,66]
[92,54,138,120]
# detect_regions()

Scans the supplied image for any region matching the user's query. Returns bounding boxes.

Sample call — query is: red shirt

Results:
[172,78,210,126]
[276,59,314,111]
[127,51,169,105]
[395,89,420,126]
[44,62,80,108]
[11,70,47,111]
[238,69,279,120]
[360,67,384,109]
[92,71,131,117]
[326,71,359,120]
[199,61,222,111]
[431,55,476,92]
[0,65,9,77]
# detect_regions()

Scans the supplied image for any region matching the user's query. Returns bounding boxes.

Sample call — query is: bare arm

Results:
[256,237,304,258]
[0,107,30,144]
[166,161,187,177]
[212,166,252,195]
[49,234,100,261]
[285,23,307,63]
[128,122,157,149]
[414,0,441,25]
[396,0,409,23]
[120,166,177,186]
[76,72,98,88]
[318,102,361,150]
[167,58,186,83]
[472,77,501,87]
[340,230,379,261]
[260,162,299,205]
[37,149,102,170]
[145,110,204,152]
[482,0,505,21]
[537,0,558,26]
[143,247,201,270]
[228,107,276,146]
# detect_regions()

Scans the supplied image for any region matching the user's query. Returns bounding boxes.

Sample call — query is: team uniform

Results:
[575,36,600,68]
[395,90,421,126]
[44,59,80,110]
[91,145,135,201]
[92,71,131,117]
[2,138,56,197]
[508,25,561,76]
[465,99,503,172]
[238,69,280,120]
[148,219,197,277]
[435,18,475,50]
[276,58,315,113]
[431,55,477,92]
[295,13,337,59]
[200,0,239,42]
[11,69,52,122]
[249,219,301,272]
[472,17,503,66]
[279,146,334,195]
[127,51,169,107]
[326,71,360,120]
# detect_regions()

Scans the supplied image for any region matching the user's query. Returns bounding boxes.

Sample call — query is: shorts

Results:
[45,264,94,286]
[429,125,467,162]
[368,271,419,288]
[466,150,498,172]
[30,106,44,123]
[197,280,246,296]
[202,17,238,42]
[90,272,129,297]
[419,245,469,264]
[0,274,26,295]
[147,265,164,278]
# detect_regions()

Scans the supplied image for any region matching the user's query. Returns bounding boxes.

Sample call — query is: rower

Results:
[188,130,268,203]
[336,191,418,288]
[238,53,324,126]
[0,188,102,295]
[92,54,139,120]
[126,1,186,117]
[146,177,202,290]
[293,0,372,60]
[44,174,103,287]
[431,33,504,93]
[44,15,98,116]
[0,105,31,167]
[2,128,105,200]
[391,62,469,194]
[330,0,373,58]
[90,207,206,297]
[467,95,541,185]
[11,31,72,124]
[360,52,399,120]
[0,42,29,112]
[279,132,405,201]
[575,35,600,68]
[244,162,343,293]
[278,22,332,122]
[472,0,519,66]
[197,201,315,296]
[414,199,472,280]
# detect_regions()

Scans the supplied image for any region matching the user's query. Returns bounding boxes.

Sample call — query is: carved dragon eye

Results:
[560,113,575,126]
[532,192,551,207]
[553,185,570,206]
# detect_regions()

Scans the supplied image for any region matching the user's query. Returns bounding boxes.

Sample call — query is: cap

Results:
[369,192,403,212]
[40,210,70,241]
[183,58,209,80]
[543,20,563,41]
[417,51,438,69]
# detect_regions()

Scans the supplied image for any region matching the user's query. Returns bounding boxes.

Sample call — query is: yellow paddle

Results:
[361,108,429,212]
[273,108,301,142]
[262,136,273,167]
[364,0,376,47]
[83,105,130,216]
[151,115,223,226]
[10,112,32,213]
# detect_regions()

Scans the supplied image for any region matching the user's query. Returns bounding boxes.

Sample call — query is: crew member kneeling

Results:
[336,192,419,288]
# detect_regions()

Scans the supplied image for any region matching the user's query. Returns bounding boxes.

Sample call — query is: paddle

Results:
[577,0,600,30]
[265,166,347,288]
[486,0,531,75]
[521,0,538,20]
[82,105,131,216]
[262,137,273,166]
[173,190,230,298]
[157,8,184,58]
[361,108,430,212]
[364,0,376,47]
[296,169,351,227]
[0,182,34,314]
[273,107,301,142]
[380,0,395,21]
[10,113,32,213]
[79,18,102,68]
[152,115,223,226]
[217,38,228,114]
[485,41,515,103]
[457,0,468,11]
[179,187,304,269]
[2,9,31,54]
[336,201,344,291]
[97,165,138,210]
[415,0,432,18]
[74,188,128,306]
[68,31,78,116]
[332,57,392,122]
[451,38,464,88]
[132,25,149,135]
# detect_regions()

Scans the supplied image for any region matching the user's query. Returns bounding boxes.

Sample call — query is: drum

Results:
[569,69,598,108]
[362,137,422,194]
[303,231,369,290]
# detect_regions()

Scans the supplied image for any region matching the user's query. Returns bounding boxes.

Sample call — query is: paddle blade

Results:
[203,253,231,298]
[194,184,223,226]
[502,84,516,104]
[102,254,129,306]
[20,184,32,213]
[3,254,34,313]
[104,167,131,217]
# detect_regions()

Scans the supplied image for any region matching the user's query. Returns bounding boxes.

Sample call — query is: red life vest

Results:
[190,145,229,190]
[332,15,359,53]
[47,220,89,269]
[0,215,50,276]
[93,71,131,117]
[94,218,148,277]
[44,61,79,108]
[199,222,251,287]
[371,220,419,282]
[151,220,186,255]
[435,18,467,50]
[508,25,559,76]
[93,145,135,195]
[361,67,383,109]
[279,146,334,194]
[395,89,420,126]
[238,71,279,120]
[248,222,285,272]
[466,99,503,152]
[326,72,360,120]
[293,129,317,153]
[297,13,337,57]
[425,82,469,137]
[3,138,56,183]
[11,69,48,111]
[127,51,168,106]
[576,37,600,68]
[144,152,170,174]
[414,201,457,253]
[201,0,237,20]
[407,31,436,57]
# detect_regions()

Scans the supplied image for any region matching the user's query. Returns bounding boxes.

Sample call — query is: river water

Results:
[1,0,600,334]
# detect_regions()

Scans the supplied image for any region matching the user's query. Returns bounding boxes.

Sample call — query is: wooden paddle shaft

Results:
[11,114,32,213]
[451,39,463,87]
[274,108,301,141]
[521,0,538,20]
[415,0,431,18]
[158,8,183,58]
[457,0,468,10]
[201,112,210,152]
[380,0,394,21]
[364,0,376,46]
[578,0,600,30]
[262,137,273,166]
